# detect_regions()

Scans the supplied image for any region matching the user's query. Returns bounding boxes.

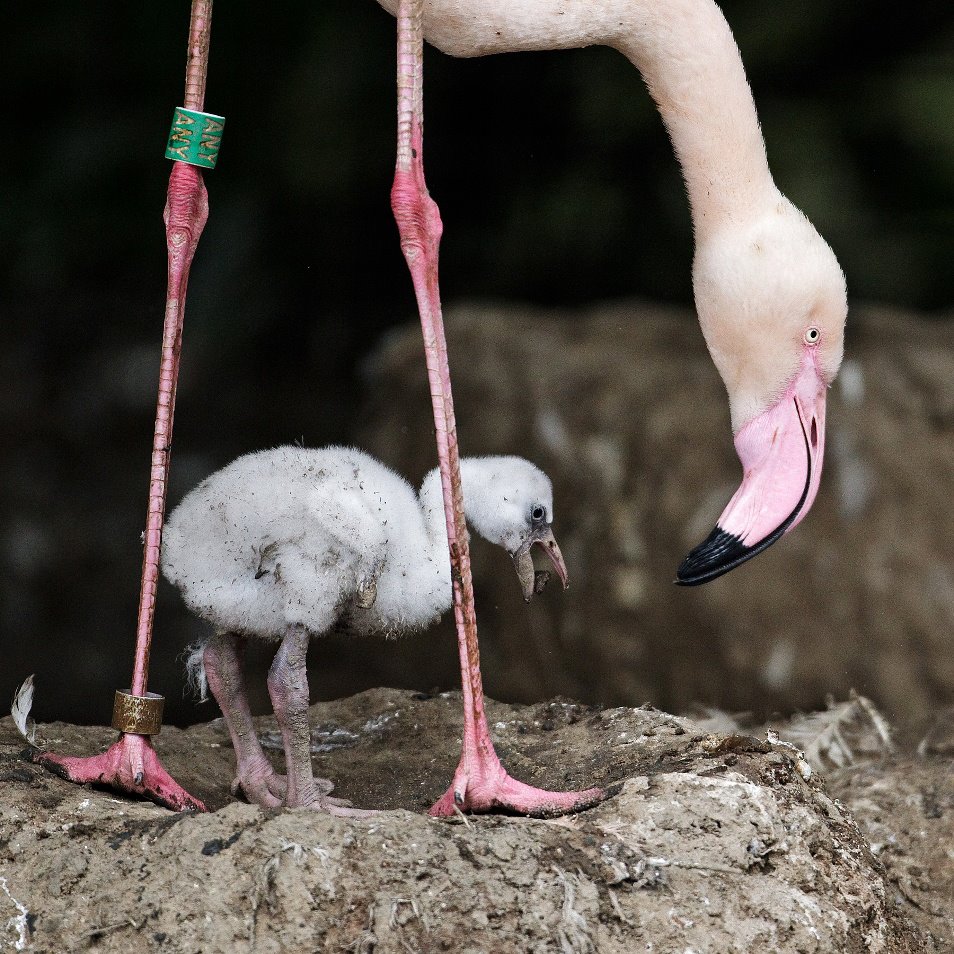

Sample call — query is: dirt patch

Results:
[0,689,948,953]
[828,756,954,949]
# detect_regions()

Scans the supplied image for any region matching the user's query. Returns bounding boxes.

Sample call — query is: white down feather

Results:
[162,446,554,642]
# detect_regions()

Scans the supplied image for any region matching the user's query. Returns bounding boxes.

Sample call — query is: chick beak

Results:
[511,526,569,603]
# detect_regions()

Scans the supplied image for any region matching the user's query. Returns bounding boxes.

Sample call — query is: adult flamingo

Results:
[379,0,848,585]
[390,0,601,815]
[35,0,846,819]
[384,0,846,814]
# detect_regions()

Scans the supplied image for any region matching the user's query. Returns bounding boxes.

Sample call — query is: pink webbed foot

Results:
[34,733,206,812]
[429,756,604,818]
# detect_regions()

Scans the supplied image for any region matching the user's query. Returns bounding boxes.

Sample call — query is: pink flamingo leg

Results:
[35,1,214,813]
[391,0,602,817]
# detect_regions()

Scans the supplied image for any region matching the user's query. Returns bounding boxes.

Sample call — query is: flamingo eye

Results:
[804,327,820,345]
[530,505,546,522]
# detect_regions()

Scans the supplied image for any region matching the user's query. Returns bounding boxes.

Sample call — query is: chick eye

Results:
[804,327,820,345]
[530,505,546,522]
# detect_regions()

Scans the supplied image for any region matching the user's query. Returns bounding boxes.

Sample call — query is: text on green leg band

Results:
[165,107,225,169]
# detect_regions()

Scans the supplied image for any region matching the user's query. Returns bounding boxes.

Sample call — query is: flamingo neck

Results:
[379,0,778,237]
[609,0,776,236]
[418,467,459,567]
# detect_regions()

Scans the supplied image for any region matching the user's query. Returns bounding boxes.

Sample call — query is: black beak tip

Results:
[675,513,796,585]
[675,526,750,586]
[677,398,815,586]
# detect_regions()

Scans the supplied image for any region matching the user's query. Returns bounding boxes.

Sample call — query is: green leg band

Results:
[165,107,225,169]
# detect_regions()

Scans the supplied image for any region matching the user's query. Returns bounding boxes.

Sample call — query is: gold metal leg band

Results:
[111,690,165,735]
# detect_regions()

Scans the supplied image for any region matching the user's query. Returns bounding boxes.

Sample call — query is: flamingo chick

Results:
[161,445,568,814]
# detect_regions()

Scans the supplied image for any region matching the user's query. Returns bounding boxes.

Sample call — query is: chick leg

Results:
[203,632,286,808]
[266,628,373,816]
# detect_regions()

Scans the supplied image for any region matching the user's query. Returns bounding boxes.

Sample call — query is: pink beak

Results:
[676,350,827,585]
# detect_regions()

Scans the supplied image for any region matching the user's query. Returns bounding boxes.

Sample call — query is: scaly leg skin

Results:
[32,4,215,813]
[392,0,603,817]
[34,161,211,815]
[204,632,288,807]
[266,629,375,817]
[34,735,205,812]
[205,634,343,807]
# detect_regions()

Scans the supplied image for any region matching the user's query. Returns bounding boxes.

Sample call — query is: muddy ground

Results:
[0,689,950,953]
[3,301,952,952]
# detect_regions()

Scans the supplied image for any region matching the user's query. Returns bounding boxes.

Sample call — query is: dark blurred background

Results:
[2,2,952,729]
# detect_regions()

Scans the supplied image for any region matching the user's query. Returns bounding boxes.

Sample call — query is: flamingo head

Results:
[460,456,569,602]
[676,196,847,585]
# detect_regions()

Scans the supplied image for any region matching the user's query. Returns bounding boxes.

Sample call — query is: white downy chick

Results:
[162,445,567,642]
[160,446,568,814]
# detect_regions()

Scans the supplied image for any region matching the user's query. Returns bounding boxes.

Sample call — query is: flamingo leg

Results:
[34,0,215,812]
[390,0,603,817]
[265,630,374,817]
[203,633,286,808]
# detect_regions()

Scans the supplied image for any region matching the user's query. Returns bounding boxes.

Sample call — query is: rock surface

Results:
[1,689,950,953]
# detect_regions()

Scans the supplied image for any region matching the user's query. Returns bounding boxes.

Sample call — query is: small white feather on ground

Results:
[10,675,37,746]
[685,691,895,774]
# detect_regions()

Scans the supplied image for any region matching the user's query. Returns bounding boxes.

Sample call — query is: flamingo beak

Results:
[676,351,827,585]
[511,526,570,603]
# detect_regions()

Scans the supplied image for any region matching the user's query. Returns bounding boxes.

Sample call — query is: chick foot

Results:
[288,780,377,817]
[232,759,358,814]
[231,753,288,808]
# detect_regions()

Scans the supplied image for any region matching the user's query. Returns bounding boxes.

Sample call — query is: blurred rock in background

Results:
[353,301,954,730]
[5,299,953,732]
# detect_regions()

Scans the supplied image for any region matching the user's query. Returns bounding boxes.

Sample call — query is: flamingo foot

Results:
[230,752,288,809]
[429,755,603,818]
[287,780,377,818]
[232,765,372,816]
[34,732,206,812]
